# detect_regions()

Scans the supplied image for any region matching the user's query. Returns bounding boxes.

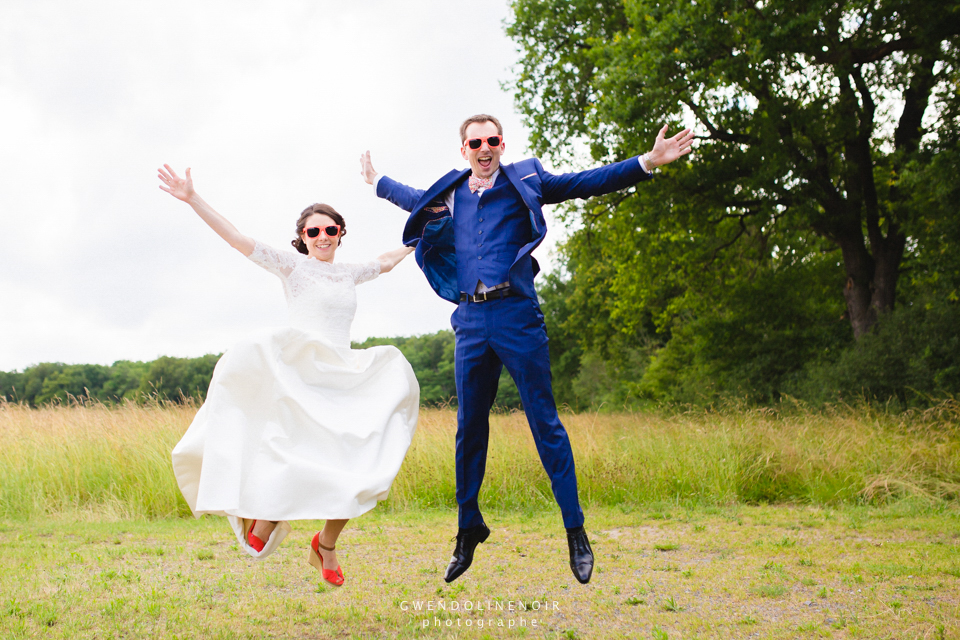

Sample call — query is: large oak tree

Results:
[508,0,960,339]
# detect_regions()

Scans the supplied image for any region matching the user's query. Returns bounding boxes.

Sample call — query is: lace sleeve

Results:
[348,260,381,285]
[247,240,302,279]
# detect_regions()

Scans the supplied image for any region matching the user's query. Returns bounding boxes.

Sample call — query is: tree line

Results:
[0,356,220,407]
[0,332,522,409]
[3,305,956,409]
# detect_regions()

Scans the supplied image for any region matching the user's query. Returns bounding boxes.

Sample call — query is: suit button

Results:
[479,218,483,222]
[478,256,483,260]
[478,230,482,234]
[478,205,483,210]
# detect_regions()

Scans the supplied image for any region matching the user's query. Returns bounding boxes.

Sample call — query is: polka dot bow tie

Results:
[468,175,493,193]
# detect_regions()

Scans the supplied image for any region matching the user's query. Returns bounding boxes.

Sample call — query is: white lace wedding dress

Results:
[171,241,419,558]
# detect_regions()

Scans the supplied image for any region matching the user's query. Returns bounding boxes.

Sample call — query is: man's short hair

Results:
[459,114,503,142]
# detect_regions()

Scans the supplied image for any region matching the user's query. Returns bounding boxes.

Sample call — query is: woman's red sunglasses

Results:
[304,225,340,238]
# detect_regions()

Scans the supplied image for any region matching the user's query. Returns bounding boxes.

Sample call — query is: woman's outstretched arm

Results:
[158,165,255,256]
[378,245,415,274]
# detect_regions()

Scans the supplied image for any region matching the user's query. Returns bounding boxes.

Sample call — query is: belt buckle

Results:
[476,291,489,302]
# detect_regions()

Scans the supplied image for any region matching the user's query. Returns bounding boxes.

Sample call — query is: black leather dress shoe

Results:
[566,526,594,584]
[444,523,490,583]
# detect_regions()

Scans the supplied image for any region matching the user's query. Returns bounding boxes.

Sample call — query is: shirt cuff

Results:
[372,174,384,192]
[638,155,652,175]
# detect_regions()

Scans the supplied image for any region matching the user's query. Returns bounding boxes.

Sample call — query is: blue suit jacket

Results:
[377,156,651,303]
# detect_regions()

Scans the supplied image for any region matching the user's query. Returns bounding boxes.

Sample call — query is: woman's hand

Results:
[156,164,254,256]
[158,164,196,202]
[378,245,415,273]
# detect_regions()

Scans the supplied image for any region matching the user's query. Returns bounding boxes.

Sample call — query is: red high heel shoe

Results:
[243,519,267,553]
[308,532,344,586]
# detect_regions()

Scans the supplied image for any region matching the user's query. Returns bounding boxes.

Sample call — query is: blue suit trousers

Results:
[450,295,584,530]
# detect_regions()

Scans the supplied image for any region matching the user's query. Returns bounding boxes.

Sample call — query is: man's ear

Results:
[460,144,468,161]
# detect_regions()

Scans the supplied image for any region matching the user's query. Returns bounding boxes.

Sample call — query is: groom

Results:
[361,115,693,584]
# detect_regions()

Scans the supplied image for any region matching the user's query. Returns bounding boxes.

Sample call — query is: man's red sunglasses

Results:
[464,136,503,150]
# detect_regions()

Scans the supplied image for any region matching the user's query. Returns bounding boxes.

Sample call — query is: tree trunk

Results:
[836,223,906,339]
[870,225,906,319]
[837,233,877,339]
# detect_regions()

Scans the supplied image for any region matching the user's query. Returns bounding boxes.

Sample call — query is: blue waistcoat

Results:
[453,175,533,294]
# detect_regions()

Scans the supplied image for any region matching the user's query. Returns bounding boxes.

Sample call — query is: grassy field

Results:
[1,402,959,637]
[1,506,958,638]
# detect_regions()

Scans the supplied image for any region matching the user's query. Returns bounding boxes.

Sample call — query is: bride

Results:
[158,164,419,587]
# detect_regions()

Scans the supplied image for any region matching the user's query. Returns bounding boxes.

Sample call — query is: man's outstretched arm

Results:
[360,150,424,213]
[541,125,695,204]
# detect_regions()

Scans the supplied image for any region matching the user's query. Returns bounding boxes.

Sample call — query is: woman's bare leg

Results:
[318,519,349,568]
[252,520,278,542]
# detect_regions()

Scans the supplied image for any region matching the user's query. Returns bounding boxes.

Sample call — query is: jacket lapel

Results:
[412,168,470,216]
[501,163,541,213]
[502,161,546,238]
[403,168,470,246]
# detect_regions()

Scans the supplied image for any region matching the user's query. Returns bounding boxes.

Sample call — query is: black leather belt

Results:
[460,288,517,303]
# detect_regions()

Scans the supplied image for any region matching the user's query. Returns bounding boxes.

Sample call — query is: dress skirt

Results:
[171,327,419,556]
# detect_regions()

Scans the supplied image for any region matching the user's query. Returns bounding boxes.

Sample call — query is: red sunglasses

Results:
[464,136,502,150]
[304,225,340,238]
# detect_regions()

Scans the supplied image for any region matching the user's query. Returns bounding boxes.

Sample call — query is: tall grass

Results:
[393,401,960,511]
[2,400,959,520]
[0,401,192,520]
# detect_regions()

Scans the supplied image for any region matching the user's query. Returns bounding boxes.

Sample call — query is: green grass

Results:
[752,584,787,598]
[2,401,960,637]
[3,401,960,520]
[1,506,957,638]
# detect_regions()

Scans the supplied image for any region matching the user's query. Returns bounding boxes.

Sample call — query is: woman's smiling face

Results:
[301,213,340,263]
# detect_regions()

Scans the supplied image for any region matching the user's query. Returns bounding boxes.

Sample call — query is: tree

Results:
[15,363,65,406]
[99,360,150,402]
[355,331,523,409]
[508,0,960,339]
[538,270,654,408]
[0,370,25,403]
[35,364,112,405]
[356,332,459,406]
[137,355,220,402]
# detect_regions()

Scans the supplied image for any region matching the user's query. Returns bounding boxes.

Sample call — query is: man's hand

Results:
[359,150,378,185]
[646,125,695,169]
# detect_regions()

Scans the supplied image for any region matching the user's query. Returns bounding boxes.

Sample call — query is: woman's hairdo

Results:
[291,203,347,254]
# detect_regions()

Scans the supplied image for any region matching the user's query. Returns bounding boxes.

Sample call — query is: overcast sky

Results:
[0,0,579,372]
